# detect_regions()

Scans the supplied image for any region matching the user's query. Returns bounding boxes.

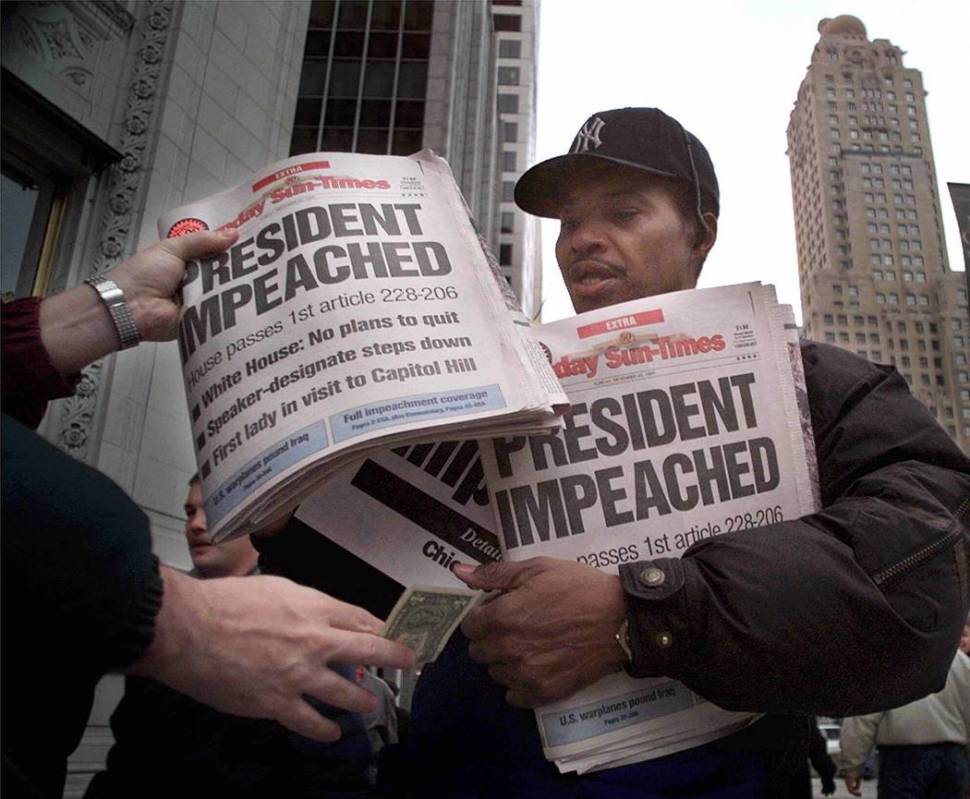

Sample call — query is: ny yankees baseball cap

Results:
[514,107,719,219]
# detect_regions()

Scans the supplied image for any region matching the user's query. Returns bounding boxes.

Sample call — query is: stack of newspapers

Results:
[159,151,567,542]
[302,281,820,773]
[478,282,820,773]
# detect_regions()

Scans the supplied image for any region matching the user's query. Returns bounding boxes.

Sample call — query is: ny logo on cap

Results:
[571,116,605,153]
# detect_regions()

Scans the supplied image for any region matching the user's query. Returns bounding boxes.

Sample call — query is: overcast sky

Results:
[533,0,970,324]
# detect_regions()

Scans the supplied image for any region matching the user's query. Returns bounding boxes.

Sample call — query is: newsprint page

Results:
[303,282,819,773]
[158,151,565,541]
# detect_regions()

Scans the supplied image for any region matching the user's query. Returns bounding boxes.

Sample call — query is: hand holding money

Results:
[383,585,483,666]
[454,557,627,707]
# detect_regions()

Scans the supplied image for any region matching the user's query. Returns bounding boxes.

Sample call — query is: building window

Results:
[1,160,61,299]
[292,0,433,156]
[493,14,522,32]
[502,181,515,202]
[499,243,513,265]
[503,122,518,142]
[499,39,521,59]
[2,74,120,299]
[502,150,517,171]
[497,66,520,85]
[500,211,514,233]
[497,93,519,114]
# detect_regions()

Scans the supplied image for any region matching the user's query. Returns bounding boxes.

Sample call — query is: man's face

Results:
[960,621,970,655]
[184,482,256,578]
[555,169,707,313]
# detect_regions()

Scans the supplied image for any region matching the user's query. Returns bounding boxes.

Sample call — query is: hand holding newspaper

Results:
[158,151,566,541]
[476,283,819,773]
[302,282,819,773]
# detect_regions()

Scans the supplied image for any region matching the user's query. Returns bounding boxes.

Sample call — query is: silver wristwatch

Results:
[84,277,141,350]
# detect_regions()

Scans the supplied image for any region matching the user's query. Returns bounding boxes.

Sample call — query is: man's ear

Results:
[691,212,718,279]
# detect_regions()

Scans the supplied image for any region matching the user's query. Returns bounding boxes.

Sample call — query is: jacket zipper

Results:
[872,497,970,586]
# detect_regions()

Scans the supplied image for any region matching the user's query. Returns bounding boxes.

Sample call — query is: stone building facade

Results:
[3,2,310,793]
[787,15,970,452]
[2,0,542,792]
[288,0,542,317]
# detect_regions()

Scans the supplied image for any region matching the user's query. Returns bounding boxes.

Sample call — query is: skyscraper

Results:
[492,0,542,319]
[787,15,970,452]
[289,0,542,317]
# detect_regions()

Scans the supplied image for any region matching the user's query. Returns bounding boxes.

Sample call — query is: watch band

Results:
[84,277,141,350]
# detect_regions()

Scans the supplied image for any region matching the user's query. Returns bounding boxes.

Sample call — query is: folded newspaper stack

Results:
[477,282,820,774]
[301,281,819,774]
[157,151,567,542]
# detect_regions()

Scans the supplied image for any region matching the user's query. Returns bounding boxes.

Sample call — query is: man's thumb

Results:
[162,228,238,259]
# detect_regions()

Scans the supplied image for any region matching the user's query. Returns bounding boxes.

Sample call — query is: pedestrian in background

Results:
[840,644,970,799]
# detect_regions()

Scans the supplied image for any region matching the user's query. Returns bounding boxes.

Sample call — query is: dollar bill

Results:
[382,585,482,665]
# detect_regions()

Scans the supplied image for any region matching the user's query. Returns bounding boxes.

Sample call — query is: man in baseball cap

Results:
[518,107,719,313]
[380,108,969,798]
[516,107,719,219]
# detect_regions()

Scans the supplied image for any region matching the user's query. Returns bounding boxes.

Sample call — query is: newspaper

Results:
[157,151,567,541]
[296,441,497,588]
[296,282,818,772]
[476,282,819,773]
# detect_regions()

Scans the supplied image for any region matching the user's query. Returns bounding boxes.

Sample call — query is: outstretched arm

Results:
[130,567,414,741]
[39,229,237,374]
[2,229,237,427]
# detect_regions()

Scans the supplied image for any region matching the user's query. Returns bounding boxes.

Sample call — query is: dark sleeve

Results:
[1,414,162,674]
[808,718,837,781]
[1,298,80,428]
[619,341,970,716]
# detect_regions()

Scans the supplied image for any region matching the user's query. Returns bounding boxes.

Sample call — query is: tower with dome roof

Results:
[786,15,970,453]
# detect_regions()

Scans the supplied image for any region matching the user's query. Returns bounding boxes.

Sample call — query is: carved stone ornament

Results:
[56,1,175,461]
[5,2,133,98]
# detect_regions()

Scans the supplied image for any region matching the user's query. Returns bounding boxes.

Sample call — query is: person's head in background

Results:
[184,475,258,578]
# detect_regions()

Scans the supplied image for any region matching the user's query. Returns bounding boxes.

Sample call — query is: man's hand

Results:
[107,229,237,341]
[454,557,626,707]
[130,567,414,742]
[843,774,863,797]
[39,229,237,374]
